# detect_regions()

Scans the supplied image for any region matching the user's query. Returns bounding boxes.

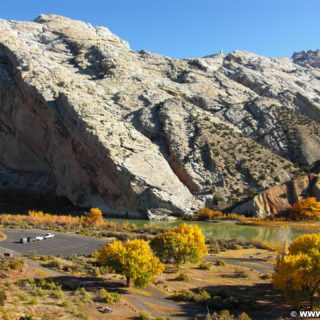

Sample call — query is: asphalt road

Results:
[0,228,108,256]
[206,256,274,274]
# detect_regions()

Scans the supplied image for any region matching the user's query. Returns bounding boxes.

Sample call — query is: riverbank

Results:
[0,211,319,244]
[237,218,320,231]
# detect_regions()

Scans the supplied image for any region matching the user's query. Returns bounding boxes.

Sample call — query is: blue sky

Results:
[0,0,319,58]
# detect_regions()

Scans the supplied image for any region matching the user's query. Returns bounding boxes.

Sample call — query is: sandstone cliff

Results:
[234,174,320,218]
[0,15,319,218]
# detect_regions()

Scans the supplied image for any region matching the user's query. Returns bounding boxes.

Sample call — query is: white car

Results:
[35,235,45,241]
[44,233,55,239]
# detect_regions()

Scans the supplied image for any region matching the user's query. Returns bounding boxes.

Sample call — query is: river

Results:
[108,218,318,243]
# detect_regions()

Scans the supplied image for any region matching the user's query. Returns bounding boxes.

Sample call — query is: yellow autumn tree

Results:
[95,239,164,287]
[197,207,224,220]
[150,224,207,266]
[81,208,105,227]
[290,197,320,220]
[273,234,320,309]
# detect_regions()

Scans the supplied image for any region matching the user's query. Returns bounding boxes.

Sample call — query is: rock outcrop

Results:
[0,15,319,218]
[234,174,320,218]
[292,50,320,68]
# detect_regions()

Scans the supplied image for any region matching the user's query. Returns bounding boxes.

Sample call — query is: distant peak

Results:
[292,49,320,68]
[34,14,68,23]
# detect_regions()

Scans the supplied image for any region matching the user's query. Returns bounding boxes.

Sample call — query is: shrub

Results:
[51,288,64,299]
[150,224,207,266]
[93,267,101,277]
[199,262,212,270]
[62,300,71,308]
[75,288,92,304]
[0,290,6,306]
[233,268,248,278]
[238,313,252,320]
[0,210,138,240]
[34,287,47,297]
[171,290,194,301]
[227,243,242,250]
[140,311,152,320]
[96,288,120,304]
[260,274,272,280]
[45,259,64,270]
[196,207,224,220]
[171,289,210,304]
[209,310,251,320]
[225,213,243,220]
[35,279,59,291]
[206,239,255,254]
[28,297,39,305]
[0,257,26,271]
[290,197,320,220]
[208,241,221,254]
[174,272,189,281]
[214,259,226,266]
[81,208,105,227]
[193,290,211,303]
[27,210,80,226]
[11,258,26,270]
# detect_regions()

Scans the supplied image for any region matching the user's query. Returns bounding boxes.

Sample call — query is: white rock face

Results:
[0,15,319,218]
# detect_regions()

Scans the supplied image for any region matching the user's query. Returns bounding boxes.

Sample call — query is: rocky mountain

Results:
[292,50,320,68]
[0,15,319,219]
[235,173,320,218]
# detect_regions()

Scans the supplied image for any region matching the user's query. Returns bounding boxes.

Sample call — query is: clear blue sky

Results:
[0,0,319,58]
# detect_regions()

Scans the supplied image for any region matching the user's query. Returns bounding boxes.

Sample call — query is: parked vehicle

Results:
[20,237,28,244]
[44,233,55,239]
[20,234,55,244]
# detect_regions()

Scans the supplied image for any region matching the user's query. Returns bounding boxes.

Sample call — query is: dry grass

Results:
[237,217,320,231]
[0,211,143,240]
[0,276,127,320]
[0,247,286,319]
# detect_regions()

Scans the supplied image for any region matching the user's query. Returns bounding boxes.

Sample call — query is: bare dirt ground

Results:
[206,248,276,274]
[0,229,291,320]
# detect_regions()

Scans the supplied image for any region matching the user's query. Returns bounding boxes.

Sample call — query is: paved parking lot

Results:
[0,229,108,256]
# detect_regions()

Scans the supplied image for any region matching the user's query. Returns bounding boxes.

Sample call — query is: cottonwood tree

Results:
[95,239,164,287]
[81,208,105,227]
[150,224,207,266]
[273,234,320,309]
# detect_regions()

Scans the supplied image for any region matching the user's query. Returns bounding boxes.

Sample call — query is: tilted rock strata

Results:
[234,174,320,218]
[0,15,319,218]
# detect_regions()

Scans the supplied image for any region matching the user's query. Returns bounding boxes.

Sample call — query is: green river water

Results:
[108,218,319,243]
